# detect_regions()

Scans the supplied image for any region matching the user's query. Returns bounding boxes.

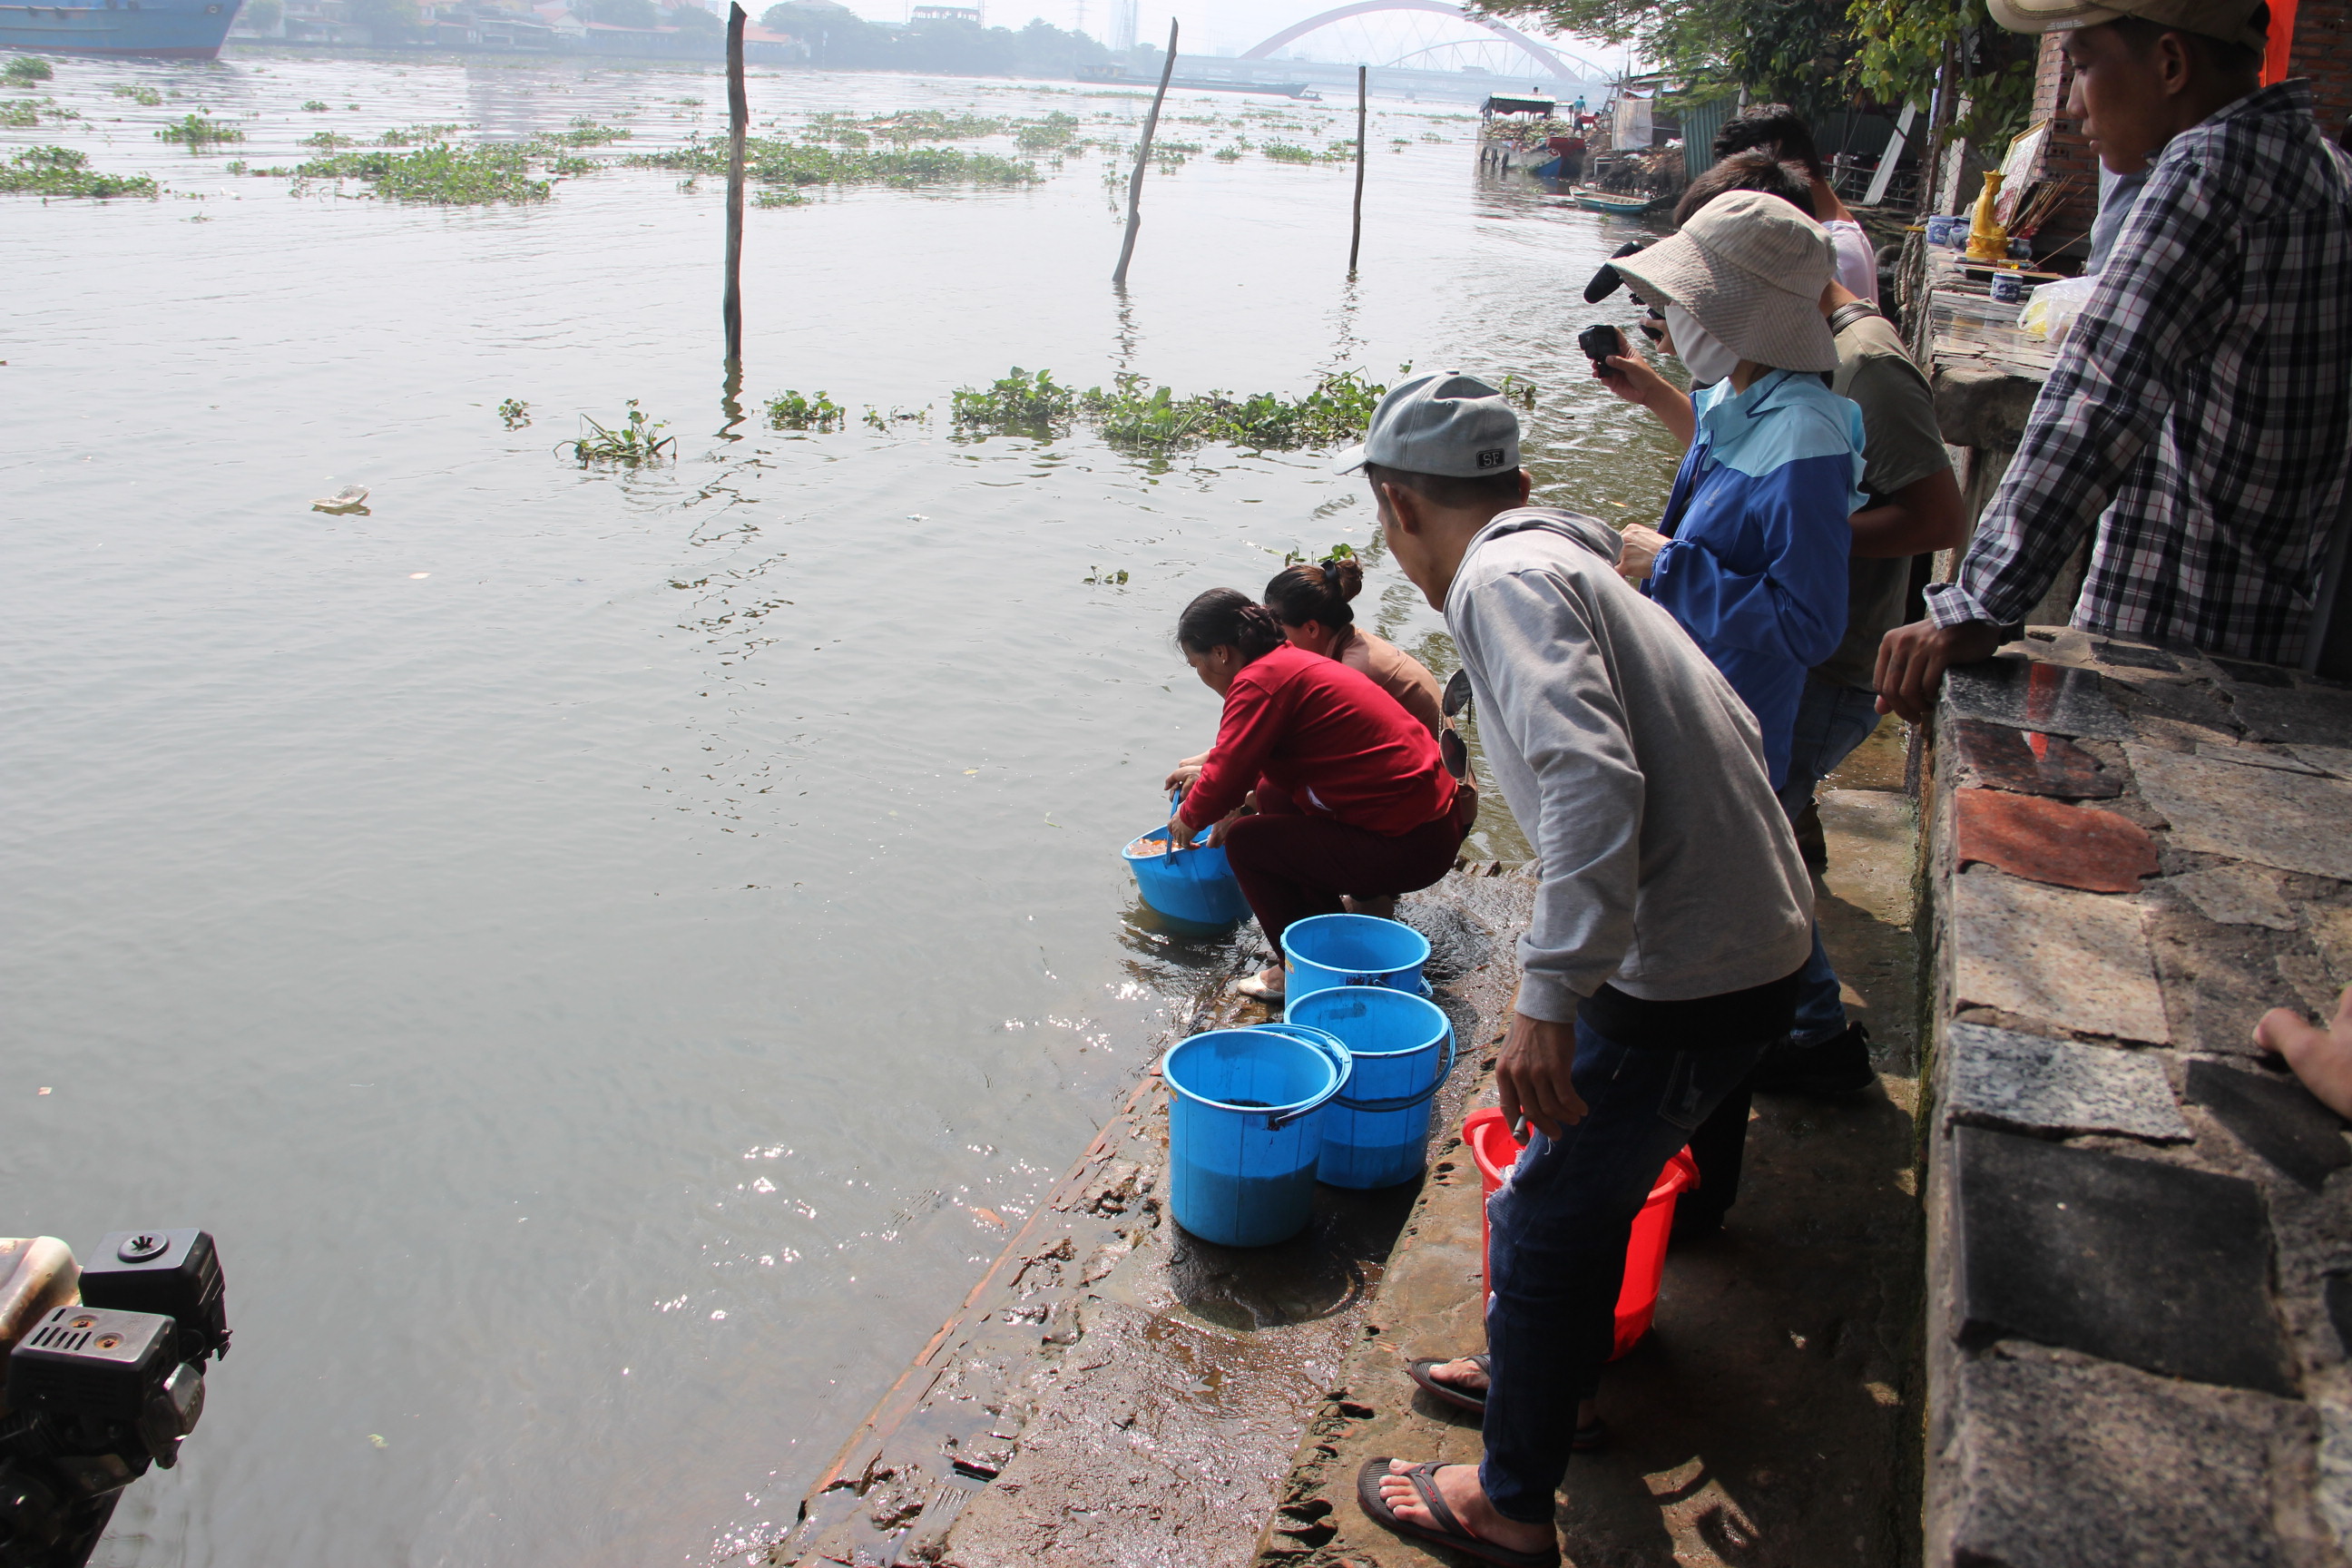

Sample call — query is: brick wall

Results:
[2297,0,2352,142]
[2023,34,2104,263]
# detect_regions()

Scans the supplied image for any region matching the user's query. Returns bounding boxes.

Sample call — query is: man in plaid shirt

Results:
[1877,0,2352,719]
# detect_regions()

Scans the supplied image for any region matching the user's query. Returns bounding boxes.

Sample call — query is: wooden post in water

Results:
[1348,64,1367,274]
[1112,17,1179,287]
[723,2,747,367]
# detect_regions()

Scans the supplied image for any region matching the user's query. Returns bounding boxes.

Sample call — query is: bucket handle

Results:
[1331,1022,1457,1114]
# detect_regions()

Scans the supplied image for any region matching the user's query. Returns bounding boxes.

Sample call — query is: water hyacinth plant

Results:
[0,145,156,199]
[566,400,673,466]
[951,368,1389,455]
[4,55,53,83]
[158,114,243,144]
[497,397,530,429]
[624,135,1035,192]
[537,117,630,147]
[764,390,846,432]
[293,142,551,204]
[112,83,163,105]
[1261,142,1315,164]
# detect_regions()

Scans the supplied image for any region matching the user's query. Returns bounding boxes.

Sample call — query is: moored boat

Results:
[1572,186,1671,216]
[0,0,243,59]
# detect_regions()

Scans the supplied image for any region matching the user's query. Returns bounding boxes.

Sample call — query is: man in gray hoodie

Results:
[1341,374,1813,1566]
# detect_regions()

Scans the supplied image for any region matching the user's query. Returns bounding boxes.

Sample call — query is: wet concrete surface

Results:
[770,869,1535,1568]
[1256,745,1927,1568]
[776,725,1926,1568]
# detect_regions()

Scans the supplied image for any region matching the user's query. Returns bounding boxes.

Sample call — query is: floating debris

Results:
[311,484,369,514]
[497,397,531,429]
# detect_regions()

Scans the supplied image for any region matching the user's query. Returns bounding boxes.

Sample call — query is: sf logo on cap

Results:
[1476,449,1505,469]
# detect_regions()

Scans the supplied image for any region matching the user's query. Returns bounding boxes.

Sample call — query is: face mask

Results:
[1665,303,1740,386]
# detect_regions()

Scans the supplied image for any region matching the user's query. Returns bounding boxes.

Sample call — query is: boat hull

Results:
[0,0,243,59]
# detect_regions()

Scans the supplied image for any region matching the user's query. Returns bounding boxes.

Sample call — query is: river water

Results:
[0,51,1681,1566]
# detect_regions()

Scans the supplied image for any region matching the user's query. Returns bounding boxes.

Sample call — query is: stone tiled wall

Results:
[1922,630,2352,1567]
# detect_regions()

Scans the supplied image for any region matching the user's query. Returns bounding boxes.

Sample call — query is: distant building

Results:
[909,5,980,22]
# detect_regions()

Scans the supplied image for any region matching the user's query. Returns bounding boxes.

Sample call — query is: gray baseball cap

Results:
[1333,371,1522,477]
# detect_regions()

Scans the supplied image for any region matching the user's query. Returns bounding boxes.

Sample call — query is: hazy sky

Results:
[821,1,1624,71]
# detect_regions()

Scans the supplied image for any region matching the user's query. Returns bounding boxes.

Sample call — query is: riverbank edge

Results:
[769,866,1535,1568]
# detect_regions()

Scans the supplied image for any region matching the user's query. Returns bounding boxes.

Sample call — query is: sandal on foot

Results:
[1355,1458,1560,1568]
[1233,972,1285,1003]
[1407,1354,1490,1415]
[1404,1356,1606,1450]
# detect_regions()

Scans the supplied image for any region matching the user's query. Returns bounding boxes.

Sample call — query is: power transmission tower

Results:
[1111,0,1136,53]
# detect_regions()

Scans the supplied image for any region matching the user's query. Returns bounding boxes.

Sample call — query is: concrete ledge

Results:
[1932,363,2044,451]
[1925,632,2352,1568]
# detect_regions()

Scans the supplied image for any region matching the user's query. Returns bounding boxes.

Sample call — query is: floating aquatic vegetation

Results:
[1083,566,1130,585]
[112,83,163,106]
[224,159,247,174]
[951,368,1391,455]
[0,101,35,126]
[948,368,1077,437]
[4,55,53,83]
[1283,542,1356,568]
[379,122,463,146]
[1212,145,1242,162]
[1497,373,1539,409]
[624,136,1036,192]
[861,404,931,430]
[764,390,845,432]
[566,400,673,466]
[865,109,1004,144]
[300,99,329,112]
[537,116,630,147]
[300,130,354,149]
[294,142,550,204]
[0,145,157,198]
[1260,142,1315,164]
[159,113,241,144]
[1013,111,1080,152]
[497,397,531,429]
[750,187,803,208]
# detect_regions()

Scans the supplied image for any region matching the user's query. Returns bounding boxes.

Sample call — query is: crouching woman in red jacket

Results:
[1166,589,1470,1003]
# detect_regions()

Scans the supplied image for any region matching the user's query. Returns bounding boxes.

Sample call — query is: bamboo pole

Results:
[1112,17,1178,287]
[1348,64,1367,274]
[723,2,747,368]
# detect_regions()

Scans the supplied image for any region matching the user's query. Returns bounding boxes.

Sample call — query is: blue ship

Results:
[0,0,243,59]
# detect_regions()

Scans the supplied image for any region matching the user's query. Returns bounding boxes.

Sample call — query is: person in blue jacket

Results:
[1610,190,1863,791]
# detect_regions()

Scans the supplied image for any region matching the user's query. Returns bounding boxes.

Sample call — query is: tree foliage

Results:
[1476,0,2037,139]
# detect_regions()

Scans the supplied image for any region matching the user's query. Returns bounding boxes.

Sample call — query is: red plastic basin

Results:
[1462,1107,1699,1361]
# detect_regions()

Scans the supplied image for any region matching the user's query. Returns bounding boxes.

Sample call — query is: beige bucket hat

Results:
[1985,0,2269,52]
[1610,190,1838,375]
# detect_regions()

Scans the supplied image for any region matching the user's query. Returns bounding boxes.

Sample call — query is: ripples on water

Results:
[0,51,1681,1566]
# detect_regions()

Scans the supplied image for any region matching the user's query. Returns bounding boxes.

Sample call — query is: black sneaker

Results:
[1751,1023,1876,1098]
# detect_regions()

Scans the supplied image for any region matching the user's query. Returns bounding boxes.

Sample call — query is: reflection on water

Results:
[1,50,1681,1567]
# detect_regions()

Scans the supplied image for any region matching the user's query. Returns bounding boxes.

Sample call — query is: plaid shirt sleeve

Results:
[1926,149,2234,631]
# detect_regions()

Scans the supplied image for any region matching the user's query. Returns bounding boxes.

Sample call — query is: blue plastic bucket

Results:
[1125,826,1252,927]
[1161,1027,1345,1247]
[1285,986,1456,1188]
[1281,913,1432,1002]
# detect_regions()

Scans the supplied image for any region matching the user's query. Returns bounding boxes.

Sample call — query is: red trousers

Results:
[1220,785,1471,948]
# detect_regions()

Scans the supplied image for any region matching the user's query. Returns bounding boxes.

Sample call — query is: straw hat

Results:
[1611,190,1839,374]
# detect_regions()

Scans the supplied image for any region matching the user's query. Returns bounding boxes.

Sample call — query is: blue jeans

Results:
[1477,1019,1770,1524]
[1777,675,1882,1047]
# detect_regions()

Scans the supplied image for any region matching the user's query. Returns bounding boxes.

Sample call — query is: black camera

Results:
[0,1230,229,1568]
[1579,323,1629,378]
